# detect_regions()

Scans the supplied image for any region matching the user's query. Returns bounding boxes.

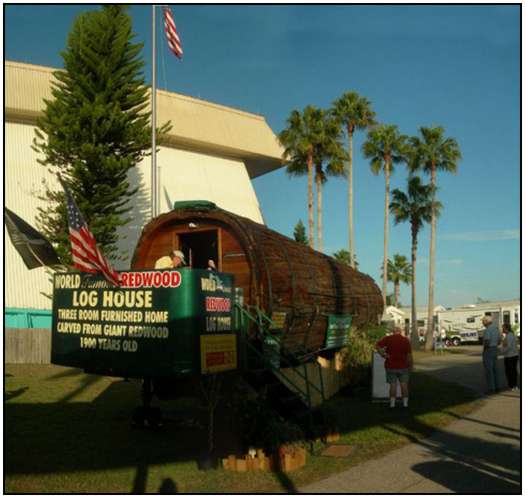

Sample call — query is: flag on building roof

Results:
[5,207,61,270]
[163,6,183,59]
[61,181,120,286]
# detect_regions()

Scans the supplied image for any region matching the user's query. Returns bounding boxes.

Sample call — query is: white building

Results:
[381,306,406,328]
[5,60,283,326]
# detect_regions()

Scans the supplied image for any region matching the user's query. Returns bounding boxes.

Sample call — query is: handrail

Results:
[236,303,325,401]
[241,336,309,403]
[243,305,313,355]
[237,306,313,385]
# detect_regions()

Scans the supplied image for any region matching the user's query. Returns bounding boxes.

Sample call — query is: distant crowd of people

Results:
[481,316,519,394]
[376,317,519,409]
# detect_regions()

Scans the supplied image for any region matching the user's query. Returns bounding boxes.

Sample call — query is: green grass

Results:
[5,364,482,493]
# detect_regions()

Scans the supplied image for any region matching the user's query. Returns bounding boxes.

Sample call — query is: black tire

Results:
[452,338,461,347]
[132,406,146,426]
[132,406,164,429]
[145,407,164,429]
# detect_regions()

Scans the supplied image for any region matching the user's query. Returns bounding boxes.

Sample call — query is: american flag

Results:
[62,182,120,286]
[163,6,183,59]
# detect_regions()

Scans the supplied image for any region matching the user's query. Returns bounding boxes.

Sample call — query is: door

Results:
[178,230,219,269]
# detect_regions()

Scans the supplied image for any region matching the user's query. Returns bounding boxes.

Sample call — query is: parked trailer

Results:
[438,301,520,343]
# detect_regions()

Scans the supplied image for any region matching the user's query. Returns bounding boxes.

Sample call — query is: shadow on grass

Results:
[158,478,178,493]
[131,458,148,494]
[442,410,520,433]
[4,373,475,487]
[274,469,298,493]
[320,372,480,442]
[5,376,244,491]
[5,387,29,401]
[58,374,103,403]
[5,353,516,493]
[46,368,86,380]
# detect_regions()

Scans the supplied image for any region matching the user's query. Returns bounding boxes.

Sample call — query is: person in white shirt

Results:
[501,323,519,391]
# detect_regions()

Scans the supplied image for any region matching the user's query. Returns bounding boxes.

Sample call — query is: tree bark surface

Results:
[347,127,355,268]
[307,150,314,249]
[425,165,437,350]
[411,230,419,349]
[316,166,323,253]
[382,162,390,307]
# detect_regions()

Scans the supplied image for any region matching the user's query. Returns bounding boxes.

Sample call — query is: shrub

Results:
[338,325,387,386]
[230,381,306,452]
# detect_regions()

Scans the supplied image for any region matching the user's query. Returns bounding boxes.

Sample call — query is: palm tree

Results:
[312,114,346,252]
[331,92,376,268]
[390,176,441,348]
[410,126,461,349]
[279,106,325,249]
[384,254,413,308]
[362,124,408,307]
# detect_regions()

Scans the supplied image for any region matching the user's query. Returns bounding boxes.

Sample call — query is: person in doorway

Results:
[500,323,519,391]
[154,255,172,269]
[207,259,217,271]
[376,326,413,408]
[481,316,501,394]
[170,250,186,268]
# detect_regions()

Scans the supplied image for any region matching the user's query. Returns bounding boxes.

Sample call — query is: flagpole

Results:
[151,4,157,219]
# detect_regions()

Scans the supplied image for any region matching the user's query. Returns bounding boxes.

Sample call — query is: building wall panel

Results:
[6,123,57,309]
[6,122,263,311]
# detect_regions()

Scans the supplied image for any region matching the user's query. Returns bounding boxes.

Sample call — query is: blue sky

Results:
[5,4,520,307]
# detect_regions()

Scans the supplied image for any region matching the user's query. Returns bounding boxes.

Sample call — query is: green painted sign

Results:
[325,314,353,349]
[51,269,235,378]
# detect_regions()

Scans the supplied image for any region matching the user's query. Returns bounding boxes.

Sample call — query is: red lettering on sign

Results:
[118,271,181,289]
[206,352,226,367]
[205,297,231,312]
[141,272,153,286]
[120,272,129,286]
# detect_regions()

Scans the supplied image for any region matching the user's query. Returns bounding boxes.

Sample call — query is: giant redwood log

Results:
[131,202,383,355]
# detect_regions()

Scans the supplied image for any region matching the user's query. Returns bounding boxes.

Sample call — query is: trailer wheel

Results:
[132,406,146,426]
[132,406,164,429]
[145,407,164,429]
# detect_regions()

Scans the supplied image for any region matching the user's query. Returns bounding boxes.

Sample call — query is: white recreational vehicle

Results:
[437,299,520,343]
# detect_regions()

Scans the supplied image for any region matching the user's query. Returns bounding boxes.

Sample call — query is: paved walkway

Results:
[301,347,521,493]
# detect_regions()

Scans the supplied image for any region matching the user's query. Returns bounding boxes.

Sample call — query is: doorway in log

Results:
[178,229,219,269]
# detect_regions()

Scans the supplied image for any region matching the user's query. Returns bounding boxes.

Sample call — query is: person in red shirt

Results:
[376,326,413,408]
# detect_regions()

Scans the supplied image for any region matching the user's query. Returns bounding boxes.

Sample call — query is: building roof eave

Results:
[5,60,285,178]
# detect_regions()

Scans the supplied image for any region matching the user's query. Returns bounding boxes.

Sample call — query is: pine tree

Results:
[332,249,359,269]
[293,219,308,245]
[33,5,169,264]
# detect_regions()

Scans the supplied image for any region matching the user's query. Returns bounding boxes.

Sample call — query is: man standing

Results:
[376,327,413,408]
[482,316,501,394]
